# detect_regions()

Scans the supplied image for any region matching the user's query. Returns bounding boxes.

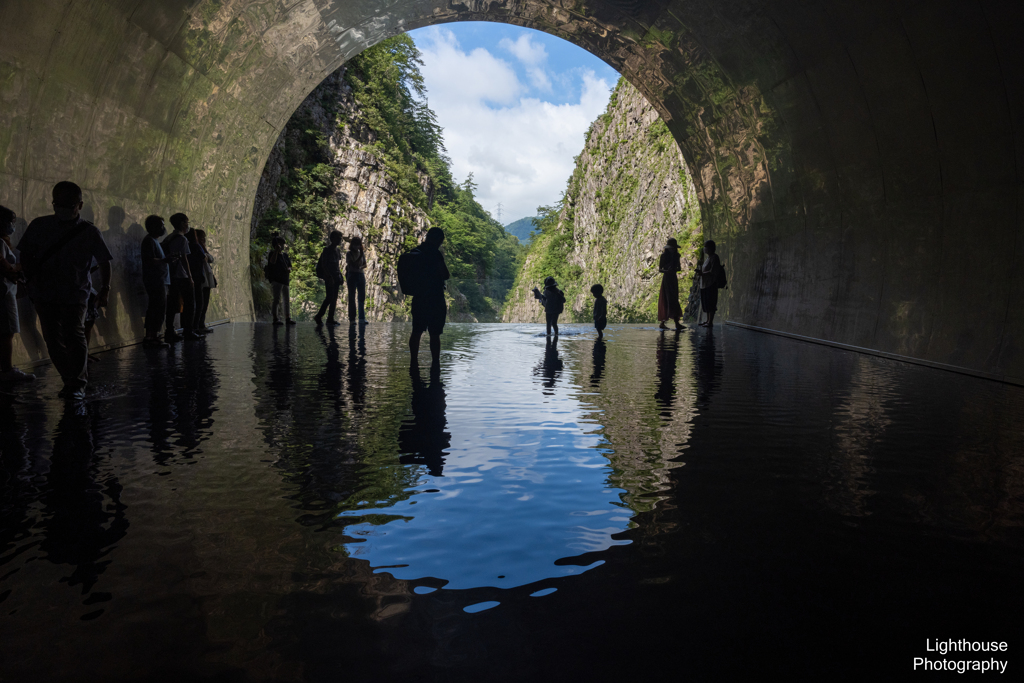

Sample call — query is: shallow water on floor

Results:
[1,323,1022,681]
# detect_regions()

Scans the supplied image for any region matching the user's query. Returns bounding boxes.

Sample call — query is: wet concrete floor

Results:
[1,323,1021,681]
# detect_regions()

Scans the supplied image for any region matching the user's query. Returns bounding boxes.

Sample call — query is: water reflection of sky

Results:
[337,328,632,590]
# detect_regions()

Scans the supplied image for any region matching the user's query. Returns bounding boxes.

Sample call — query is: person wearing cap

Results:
[657,237,684,331]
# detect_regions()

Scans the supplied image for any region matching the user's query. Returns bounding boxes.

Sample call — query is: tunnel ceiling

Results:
[1,0,1023,382]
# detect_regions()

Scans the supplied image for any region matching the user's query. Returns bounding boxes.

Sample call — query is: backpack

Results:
[315,246,333,280]
[397,247,427,296]
[545,287,565,315]
[716,259,727,289]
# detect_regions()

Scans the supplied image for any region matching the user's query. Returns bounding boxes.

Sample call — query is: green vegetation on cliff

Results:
[252,36,525,321]
[503,78,702,324]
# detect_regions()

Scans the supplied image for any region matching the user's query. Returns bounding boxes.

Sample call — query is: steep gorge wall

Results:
[250,69,475,322]
[503,80,701,324]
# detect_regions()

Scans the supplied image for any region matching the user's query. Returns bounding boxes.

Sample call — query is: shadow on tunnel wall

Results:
[1,0,1023,382]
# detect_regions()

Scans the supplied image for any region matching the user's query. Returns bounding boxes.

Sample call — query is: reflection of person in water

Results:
[590,338,606,388]
[692,325,721,406]
[347,323,366,410]
[39,403,129,604]
[534,336,563,395]
[398,366,450,477]
[655,330,681,417]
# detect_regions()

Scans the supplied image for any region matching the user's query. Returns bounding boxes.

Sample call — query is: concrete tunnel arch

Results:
[1,0,1022,383]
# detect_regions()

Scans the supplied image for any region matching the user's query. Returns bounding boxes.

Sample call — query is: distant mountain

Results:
[504,216,540,244]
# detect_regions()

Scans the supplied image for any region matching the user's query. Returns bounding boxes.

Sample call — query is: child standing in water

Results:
[532,276,565,337]
[591,284,607,338]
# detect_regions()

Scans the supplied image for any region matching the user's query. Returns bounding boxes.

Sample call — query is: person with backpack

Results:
[401,227,450,368]
[265,236,294,325]
[657,237,684,331]
[532,276,565,336]
[16,181,113,400]
[162,213,201,342]
[698,239,723,328]
[314,230,344,326]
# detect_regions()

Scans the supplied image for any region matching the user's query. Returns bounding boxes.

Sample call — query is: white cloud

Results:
[499,34,551,91]
[415,28,614,223]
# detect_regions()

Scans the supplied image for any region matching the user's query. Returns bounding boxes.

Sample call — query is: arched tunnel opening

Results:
[1,0,1021,381]
[1,2,1023,680]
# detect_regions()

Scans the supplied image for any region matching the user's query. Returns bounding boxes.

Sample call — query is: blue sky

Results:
[408,22,621,223]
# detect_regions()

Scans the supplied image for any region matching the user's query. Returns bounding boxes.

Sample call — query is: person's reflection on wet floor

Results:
[347,323,366,410]
[269,321,294,414]
[398,365,450,477]
[590,337,606,387]
[167,338,218,457]
[38,403,128,613]
[692,325,722,406]
[316,324,344,404]
[655,330,681,416]
[534,336,563,396]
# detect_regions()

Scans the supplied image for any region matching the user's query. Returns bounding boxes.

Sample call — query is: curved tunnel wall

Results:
[0,0,1022,383]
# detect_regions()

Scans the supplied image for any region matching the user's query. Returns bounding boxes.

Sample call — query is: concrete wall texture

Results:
[1,0,1022,382]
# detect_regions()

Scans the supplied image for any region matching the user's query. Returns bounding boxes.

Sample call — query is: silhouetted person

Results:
[398,365,450,476]
[535,336,563,395]
[655,329,681,417]
[346,235,367,324]
[163,213,201,342]
[657,237,684,331]
[0,205,33,381]
[314,230,344,326]
[533,276,564,336]
[185,227,208,333]
[18,181,112,400]
[195,229,216,332]
[407,227,450,367]
[265,236,294,325]
[590,337,606,388]
[591,283,607,338]
[698,239,722,328]
[140,215,170,348]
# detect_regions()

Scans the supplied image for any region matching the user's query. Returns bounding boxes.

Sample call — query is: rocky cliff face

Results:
[250,69,475,321]
[503,80,701,324]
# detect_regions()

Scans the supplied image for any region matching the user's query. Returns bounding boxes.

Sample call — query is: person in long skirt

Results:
[657,237,684,331]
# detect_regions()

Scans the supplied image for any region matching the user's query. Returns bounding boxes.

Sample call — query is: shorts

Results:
[0,288,19,335]
[700,286,719,314]
[594,316,607,331]
[411,295,446,336]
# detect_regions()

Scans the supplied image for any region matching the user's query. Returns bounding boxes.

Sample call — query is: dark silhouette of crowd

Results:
[0,182,218,399]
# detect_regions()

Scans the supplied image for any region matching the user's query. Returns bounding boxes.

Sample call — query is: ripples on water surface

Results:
[1,323,1021,681]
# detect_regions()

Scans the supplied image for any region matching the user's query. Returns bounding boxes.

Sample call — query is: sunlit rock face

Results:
[0,0,1022,382]
[502,80,701,324]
